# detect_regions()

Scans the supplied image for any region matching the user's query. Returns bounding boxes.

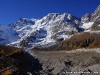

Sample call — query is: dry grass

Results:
[0,45,21,56]
[1,69,13,75]
[56,32,100,51]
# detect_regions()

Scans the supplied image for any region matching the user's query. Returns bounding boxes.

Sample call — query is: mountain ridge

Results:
[0,5,100,50]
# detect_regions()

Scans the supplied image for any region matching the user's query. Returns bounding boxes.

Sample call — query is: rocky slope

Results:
[32,48,100,75]
[0,46,42,75]
[1,46,100,75]
[81,5,100,30]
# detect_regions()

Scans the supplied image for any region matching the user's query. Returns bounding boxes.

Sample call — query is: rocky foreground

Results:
[0,46,42,75]
[31,48,100,75]
[0,46,100,75]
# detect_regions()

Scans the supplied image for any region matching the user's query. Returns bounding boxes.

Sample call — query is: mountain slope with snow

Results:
[7,13,82,49]
[0,5,100,50]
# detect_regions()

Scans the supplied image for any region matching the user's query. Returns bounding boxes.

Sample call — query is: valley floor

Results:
[30,48,100,75]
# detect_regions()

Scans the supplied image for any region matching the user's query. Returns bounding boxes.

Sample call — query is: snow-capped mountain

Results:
[81,5,100,30]
[0,5,100,50]
[8,13,82,49]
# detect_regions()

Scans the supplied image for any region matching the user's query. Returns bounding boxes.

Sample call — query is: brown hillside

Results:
[0,45,21,56]
[56,32,100,51]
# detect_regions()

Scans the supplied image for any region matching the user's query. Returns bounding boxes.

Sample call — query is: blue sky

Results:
[0,0,100,24]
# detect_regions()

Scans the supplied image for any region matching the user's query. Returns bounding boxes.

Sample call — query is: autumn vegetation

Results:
[55,32,100,51]
[0,45,21,56]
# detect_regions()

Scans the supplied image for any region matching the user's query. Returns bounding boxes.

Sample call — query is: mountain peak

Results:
[42,13,79,22]
[47,13,60,16]
[95,5,100,12]
[81,13,91,23]
[46,13,61,19]
[94,5,100,14]
[92,5,100,21]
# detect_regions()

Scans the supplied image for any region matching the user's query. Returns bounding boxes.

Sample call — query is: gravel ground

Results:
[30,48,100,75]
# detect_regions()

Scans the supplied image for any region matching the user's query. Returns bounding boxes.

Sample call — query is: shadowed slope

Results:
[0,46,42,75]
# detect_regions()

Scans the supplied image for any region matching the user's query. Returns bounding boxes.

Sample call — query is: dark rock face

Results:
[9,52,42,75]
